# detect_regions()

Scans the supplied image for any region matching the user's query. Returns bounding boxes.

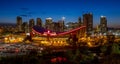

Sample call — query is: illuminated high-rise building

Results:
[36,18,42,27]
[58,20,64,32]
[83,13,93,36]
[45,17,53,30]
[78,17,83,37]
[22,22,29,33]
[29,19,35,27]
[78,17,82,27]
[96,24,101,33]
[16,16,22,32]
[29,19,35,32]
[100,16,107,33]
[52,22,59,32]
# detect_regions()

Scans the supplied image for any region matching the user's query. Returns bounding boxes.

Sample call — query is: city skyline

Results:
[0,0,120,28]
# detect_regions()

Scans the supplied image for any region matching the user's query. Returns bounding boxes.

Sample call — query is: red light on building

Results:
[47,30,50,33]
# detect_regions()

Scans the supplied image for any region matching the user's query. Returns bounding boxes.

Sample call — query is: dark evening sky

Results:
[0,0,120,27]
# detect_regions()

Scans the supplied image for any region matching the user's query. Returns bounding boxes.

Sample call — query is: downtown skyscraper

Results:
[16,16,22,32]
[83,13,93,36]
[45,17,53,30]
[29,19,35,32]
[100,16,107,34]
[36,18,42,27]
